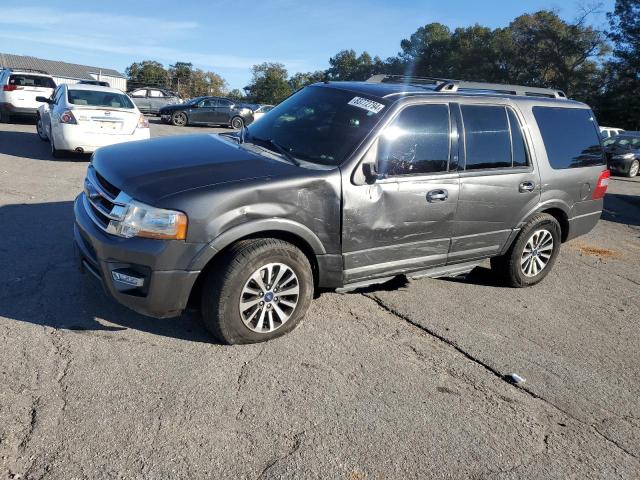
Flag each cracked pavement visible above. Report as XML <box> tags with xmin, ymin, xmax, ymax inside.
<box><xmin>1</xmin><ymin>120</ymin><xmax>639</xmax><ymax>479</ymax></box>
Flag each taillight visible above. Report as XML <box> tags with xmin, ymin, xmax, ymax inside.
<box><xmin>60</xmin><ymin>111</ymin><xmax>77</xmax><ymax>124</ymax></box>
<box><xmin>3</xmin><ymin>85</ymin><xmax>19</xmax><ymax>91</ymax></box>
<box><xmin>137</xmin><ymin>113</ymin><xmax>149</xmax><ymax>129</ymax></box>
<box><xmin>592</xmin><ymin>169</ymin><xmax>610</xmax><ymax>199</ymax></box>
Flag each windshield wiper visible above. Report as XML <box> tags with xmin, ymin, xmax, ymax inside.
<box><xmin>251</xmin><ymin>137</ymin><xmax>301</xmax><ymax>166</ymax></box>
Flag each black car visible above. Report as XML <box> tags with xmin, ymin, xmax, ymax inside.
<box><xmin>159</xmin><ymin>96</ymin><xmax>254</xmax><ymax>129</ymax></box>
<box><xmin>603</xmin><ymin>133</ymin><xmax>640</xmax><ymax>177</ymax></box>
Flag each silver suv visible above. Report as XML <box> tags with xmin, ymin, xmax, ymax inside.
<box><xmin>74</xmin><ymin>75</ymin><xmax>610</xmax><ymax>344</ymax></box>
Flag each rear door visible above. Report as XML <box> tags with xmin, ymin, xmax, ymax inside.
<box><xmin>7</xmin><ymin>74</ymin><xmax>55</xmax><ymax>110</ymax></box>
<box><xmin>147</xmin><ymin>89</ymin><xmax>166</xmax><ymax>114</ymax></box>
<box><xmin>215</xmin><ymin>99</ymin><xmax>234</xmax><ymax>124</ymax></box>
<box><xmin>129</xmin><ymin>89</ymin><xmax>149</xmax><ymax>113</ymax></box>
<box><xmin>449</xmin><ymin>102</ymin><xmax>540</xmax><ymax>263</ymax></box>
<box><xmin>342</xmin><ymin>102</ymin><xmax>460</xmax><ymax>283</ymax></box>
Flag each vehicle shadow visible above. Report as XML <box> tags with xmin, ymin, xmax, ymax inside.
<box><xmin>0</xmin><ymin>129</ymin><xmax>88</xmax><ymax>162</ymax></box>
<box><xmin>0</xmin><ymin>201</ymin><xmax>215</xmax><ymax>344</ymax></box>
<box><xmin>603</xmin><ymin>193</ymin><xmax>640</xmax><ymax>227</ymax></box>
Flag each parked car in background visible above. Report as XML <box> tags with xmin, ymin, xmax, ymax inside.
<box><xmin>252</xmin><ymin>104</ymin><xmax>274</xmax><ymax>122</ymax></box>
<box><xmin>74</xmin><ymin>76</ymin><xmax>610</xmax><ymax>344</ymax></box>
<box><xmin>603</xmin><ymin>133</ymin><xmax>640</xmax><ymax>177</ymax></box>
<box><xmin>0</xmin><ymin>68</ymin><xmax>56</xmax><ymax>122</ymax></box>
<box><xmin>159</xmin><ymin>96</ymin><xmax>253</xmax><ymax>128</ymax></box>
<box><xmin>36</xmin><ymin>84</ymin><xmax>150</xmax><ymax>157</ymax></box>
<box><xmin>128</xmin><ymin>87</ymin><xmax>181</xmax><ymax>115</ymax></box>
<box><xmin>79</xmin><ymin>80</ymin><xmax>111</xmax><ymax>87</ymax></box>
<box><xmin>600</xmin><ymin>126</ymin><xmax>625</xmax><ymax>139</ymax></box>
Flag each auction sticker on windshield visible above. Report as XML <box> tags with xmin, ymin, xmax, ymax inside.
<box><xmin>348</xmin><ymin>96</ymin><xmax>385</xmax><ymax>114</ymax></box>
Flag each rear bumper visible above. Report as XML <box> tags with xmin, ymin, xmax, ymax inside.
<box><xmin>74</xmin><ymin>194</ymin><xmax>203</xmax><ymax>318</ymax></box>
<box><xmin>0</xmin><ymin>102</ymin><xmax>38</xmax><ymax>115</ymax></box>
<box><xmin>54</xmin><ymin>125</ymin><xmax>150</xmax><ymax>153</ymax></box>
<box><xmin>566</xmin><ymin>210</ymin><xmax>602</xmax><ymax>241</ymax></box>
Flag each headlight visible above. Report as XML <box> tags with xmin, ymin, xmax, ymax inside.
<box><xmin>115</xmin><ymin>200</ymin><xmax>188</xmax><ymax>240</ymax></box>
<box><xmin>613</xmin><ymin>152</ymin><xmax>635</xmax><ymax>160</ymax></box>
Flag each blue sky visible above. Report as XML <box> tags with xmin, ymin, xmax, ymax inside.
<box><xmin>0</xmin><ymin>0</ymin><xmax>614</xmax><ymax>90</ymax></box>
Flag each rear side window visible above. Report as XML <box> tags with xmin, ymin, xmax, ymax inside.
<box><xmin>378</xmin><ymin>104</ymin><xmax>450</xmax><ymax>176</ymax></box>
<box><xmin>9</xmin><ymin>74</ymin><xmax>56</xmax><ymax>89</ymax></box>
<box><xmin>462</xmin><ymin>105</ymin><xmax>512</xmax><ymax>170</ymax></box>
<box><xmin>533</xmin><ymin>107</ymin><xmax>604</xmax><ymax>169</ymax></box>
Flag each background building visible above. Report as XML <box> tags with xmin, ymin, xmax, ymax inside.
<box><xmin>0</xmin><ymin>53</ymin><xmax>126</xmax><ymax>91</ymax></box>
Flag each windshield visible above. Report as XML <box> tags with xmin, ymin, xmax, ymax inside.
<box><xmin>246</xmin><ymin>86</ymin><xmax>388</xmax><ymax>166</ymax></box>
<box><xmin>603</xmin><ymin>136</ymin><xmax>640</xmax><ymax>148</ymax></box>
<box><xmin>67</xmin><ymin>89</ymin><xmax>135</xmax><ymax>109</ymax></box>
<box><xmin>185</xmin><ymin>97</ymin><xmax>206</xmax><ymax>105</ymax></box>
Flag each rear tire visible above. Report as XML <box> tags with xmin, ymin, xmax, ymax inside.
<box><xmin>490</xmin><ymin>213</ymin><xmax>561</xmax><ymax>287</ymax></box>
<box><xmin>231</xmin><ymin>116</ymin><xmax>244</xmax><ymax>130</ymax></box>
<box><xmin>626</xmin><ymin>159</ymin><xmax>639</xmax><ymax>178</ymax></box>
<box><xmin>201</xmin><ymin>239</ymin><xmax>314</xmax><ymax>344</ymax></box>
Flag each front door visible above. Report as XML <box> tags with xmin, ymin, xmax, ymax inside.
<box><xmin>190</xmin><ymin>98</ymin><xmax>217</xmax><ymax>123</ymax></box>
<box><xmin>449</xmin><ymin>103</ymin><xmax>541</xmax><ymax>262</ymax></box>
<box><xmin>342</xmin><ymin>103</ymin><xmax>460</xmax><ymax>283</ymax></box>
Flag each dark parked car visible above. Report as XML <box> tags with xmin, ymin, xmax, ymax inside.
<box><xmin>159</xmin><ymin>96</ymin><xmax>254</xmax><ymax>128</ymax></box>
<box><xmin>75</xmin><ymin>76</ymin><xmax>610</xmax><ymax>344</ymax></box>
<box><xmin>128</xmin><ymin>87</ymin><xmax>181</xmax><ymax>115</ymax></box>
<box><xmin>603</xmin><ymin>133</ymin><xmax>640</xmax><ymax>177</ymax></box>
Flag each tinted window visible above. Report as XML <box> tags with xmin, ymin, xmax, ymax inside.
<box><xmin>247</xmin><ymin>86</ymin><xmax>388</xmax><ymax>166</ymax></box>
<box><xmin>462</xmin><ymin>105</ymin><xmax>512</xmax><ymax>170</ymax></box>
<box><xmin>533</xmin><ymin>107</ymin><xmax>604</xmax><ymax>168</ymax></box>
<box><xmin>508</xmin><ymin>109</ymin><xmax>529</xmax><ymax>167</ymax></box>
<box><xmin>378</xmin><ymin>104</ymin><xmax>450</xmax><ymax>176</ymax></box>
<box><xmin>67</xmin><ymin>90</ymin><xmax>135</xmax><ymax>109</ymax></box>
<box><xmin>9</xmin><ymin>74</ymin><xmax>55</xmax><ymax>89</ymax></box>
<box><xmin>218</xmin><ymin>99</ymin><xmax>232</xmax><ymax>107</ymax></box>
<box><xmin>199</xmin><ymin>99</ymin><xmax>216</xmax><ymax>107</ymax></box>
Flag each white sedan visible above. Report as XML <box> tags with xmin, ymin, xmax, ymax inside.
<box><xmin>36</xmin><ymin>84</ymin><xmax>150</xmax><ymax>157</ymax></box>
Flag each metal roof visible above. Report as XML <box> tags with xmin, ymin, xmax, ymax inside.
<box><xmin>0</xmin><ymin>53</ymin><xmax>125</xmax><ymax>80</ymax></box>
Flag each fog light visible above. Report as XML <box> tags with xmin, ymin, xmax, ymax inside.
<box><xmin>111</xmin><ymin>270</ymin><xmax>144</xmax><ymax>287</ymax></box>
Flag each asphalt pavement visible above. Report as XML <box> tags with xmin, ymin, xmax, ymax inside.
<box><xmin>1</xmin><ymin>118</ymin><xmax>639</xmax><ymax>479</ymax></box>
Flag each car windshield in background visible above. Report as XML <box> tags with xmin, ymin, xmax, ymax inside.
<box><xmin>67</xmin><ymin>90</ymin><xmax>135</xmax><ymax>109</ymax></box>
<box><xmin>9</xmin><ymin>74</ymin><xmax>56</xmax><ymax>89</ymax></box>
<box><xmin>246</xmin><ymin>86</ymin><xmax>388</xmax><ymax>166</ymax></box>
<box><xmin>603</xmin><ymin>136</ymin><xmax>640</xmax><ymax>148</ymax></box>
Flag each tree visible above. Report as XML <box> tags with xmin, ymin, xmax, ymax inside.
<box><xmin>326</xmin><ymin>50</ymin><xmax>385</xmax><ymax>80</ymax></box>
<box><xmin>288</xmin><ymin>70</ymin><xmax>326</xmax><ymax>90</ymax></box>
<box><xmin>125</xmin><ymin>60</ymin><xmax>169</xmax><ymax>88</ymax></box>
<box><xmin>244</xmin><ymin>63</ymin><xmax>292</xmax><ymax>104</ymax></box>
<box><xmin>227</xmin><ymin>88</ymin><xmax>246</xmax><ymax>101</ymax></box>
<box><xmin>398</xmin><ymin>23</ymin><xmax>454</xmax><ymax>78</ymax></box>
<box><xmin>190</xmin><ymin>70</ymin><xmax>227</xmax><ymax>97</ymax></box>
<box><xmin>599</xmin><ymin>0</ymin><xmax>640</xmax><ymax>129</ymax></box>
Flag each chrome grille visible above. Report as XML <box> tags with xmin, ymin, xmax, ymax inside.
<box><xmin>83</xmin><ymin>165</ymin><xmax>131</xmax><ymax>235</ymax></box>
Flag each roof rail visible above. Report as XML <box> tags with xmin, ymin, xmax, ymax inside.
<box><xmin>366</xmin><ymin>74</ymin><xmax>567</xmax><ymax>99</ymax></box>
<box><xmin>1</xmin><ymin>67</ymin><xmax>50</xmax><ymax>75</ymax></box>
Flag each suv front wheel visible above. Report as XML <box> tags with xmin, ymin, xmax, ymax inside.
<box><xmin>201</xmin><ymin>238</ymin><xmax>314</xmax><ymax>344</ymax></box>
<box><xmin>491</xmin><ymin>213</ymin><xmax>561</xmax><ymax>287</ymax></box>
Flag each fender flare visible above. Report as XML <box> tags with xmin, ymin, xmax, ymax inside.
<box><xmin>188</xmin><ymin>218</ymin><xmax>327</xmax><ymax>271</ymax></box>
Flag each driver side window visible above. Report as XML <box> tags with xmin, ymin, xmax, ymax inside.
<box><xmin>378</xmin><ymin>104</ymin><xmax>450</xmax><ymax>176</ymax></box>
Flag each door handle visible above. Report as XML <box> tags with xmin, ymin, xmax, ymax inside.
<box><xmin>427</xmin><ymin>189</ymin><xmax>448</xmax><ymax>202</ymax></box>
<box><xmin>519</xmin><ymin>181</ymin><xmax>536</xmax><ymax>193</ymax></box>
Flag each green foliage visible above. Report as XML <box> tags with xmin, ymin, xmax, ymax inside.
<box><xmin>125</xmin><ymin>60</ymin><xmax>169</xmax><ymax>89</ymax></box>
<box><xmin>244</xmin><ymin>62</ymin><xmax>293</xmax><ymax>104</ymax></box>
<box><xmin>289</xmin><ymin>71</ymin><xmax>326</xmax><ymax>90</ymax></box>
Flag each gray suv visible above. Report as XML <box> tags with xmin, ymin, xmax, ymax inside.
<box><xmin>74</xmin><ymin>75</ymin><xmax>610</xmax><ymax>344</ymax></box>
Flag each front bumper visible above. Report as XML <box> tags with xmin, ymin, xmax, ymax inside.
<box><xmin>74</xmin><ymin>194</ymin><xmax>203</xmax><ymax>318</ymax></box>
<box><xmin>54</xmin><ymin>125</ymin><xmax>151</xmax><ymax>153</ymax></box>
<box><xmin>607</xmin><ymin>158</ymin><xmax>635</xmax><ymax>175</ymax></box>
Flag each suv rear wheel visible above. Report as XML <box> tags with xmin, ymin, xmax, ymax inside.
<box><xmin>491</xmin><ymin>213</ymin><xmax>561</xmax><ymax>287</ymax></box>
<box><xmin>201</xmin><ymin>238</ymin><xmax>314</xmax><ymax>344</ymax></box>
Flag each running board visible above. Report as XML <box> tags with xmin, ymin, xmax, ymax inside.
<box><xmin>336</xmin><ymin>260</ymin><xmax>482</xmax><ymax>293</ymax></box>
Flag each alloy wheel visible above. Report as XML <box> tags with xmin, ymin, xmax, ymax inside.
<box><xmin>521</xmin><ymin>229</ymin><xmax>554</xmax><ymax>277</ymax></box>
<box><xmin>173</xmin><ymin>112</ymin><xmax>187</xmax><ymax>126</ymax></box>
<box><xmin>630</xmin><ymin>160</ymin><xmax>639</xmax><ymax>178</ymax></box>
<box><xmin>239</xmin><ymin>262</ymin><xmax>300</xmax><ymax>333</ymax></box>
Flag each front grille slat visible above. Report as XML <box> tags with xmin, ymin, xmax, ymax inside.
<box><xmin>83</xmin><ymin>166</ymin><xmax>131</xmax><ymax>235</ymax></box>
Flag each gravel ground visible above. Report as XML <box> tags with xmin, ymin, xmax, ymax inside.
<box><xmin>1</xmin><ymin>118</ymin><xmax>639</xmax><ymax>479</ymax></box>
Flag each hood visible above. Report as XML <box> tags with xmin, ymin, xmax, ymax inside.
<box><xmin>91</xmin><ymin>134</ymin><xmax>299</xmax><ymax>204</ymax></box>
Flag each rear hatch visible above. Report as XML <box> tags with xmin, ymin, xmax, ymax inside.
<box><xmin>5</xmin><ymin>74</ymin><xmax>56</xmax><ymax>109</ymax></box>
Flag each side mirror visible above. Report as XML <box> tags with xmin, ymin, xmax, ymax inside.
<box><xmin>362</xmin><ymin>161</ymin><xmax>380</xmax><ymax>184</ymax></box>
<box><xmin>36</xmin><ymin>96</ymin><xmax>52</xmax><ymax>104</ymax></box>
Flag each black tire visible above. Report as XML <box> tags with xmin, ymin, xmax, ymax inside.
<box><xmin>490</xmin><ymin>213</ymin><xmax>561</xmax><ymax>288</ymax></box>
<box><xmin>36</xmin><ymin>115</ymin><xmax>48</xmax><ymax>141</ymax></box>
<box><xmin>231</xmin><ymin>116</ymin><xmax>244</xmax><ymax>130</ymax></box>
<box><xmin>201</xmin><ymin>238</ymin><xmax>314</xmax><ymax>344</ymax></box>
<box><xmin>626</xmin><ymin>159</ymin><xmax>639</xmax><ymax>178</ymax></box>
<box><xmin>171</xmin><ymin>111</ymin><xmax>188</xmax><ymax>127</ymax></box>
<box><xmin>50</xmin><ymin>135</ymin><xmax>63</xmax><ymax>158</ymax></box>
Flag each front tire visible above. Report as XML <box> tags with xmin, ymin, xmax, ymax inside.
<box><xmin>490</xmin><ymin>213</ymin><xmax>561</xmax><ymax>287</ymax></box>
<box><xmin>231</xmin><ymin>116</ymin><xmax>244</xmax><ymax>130</ymax></box>
<box><xmin>626</xmin><ymin>159</ymin><xmax>639</xmax><ymax>178</ymax></box>
<box><xmin>201</xmin><ymin>239</ymin><xmax>314</xmax><ymax>344</ymax></box>
<box><xmin>36</xmin><ymin>115</ymin><xmax>48</xmax><ymax>141</ymax></box>
<box><xmin>171</xmin><ymin>111</ymin><xmax>188</xmax><ymax>127</ymax></box>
